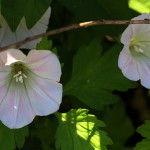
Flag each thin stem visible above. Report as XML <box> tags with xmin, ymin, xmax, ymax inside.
<box><xmin>0</xmin><ymin>19</ymin><xmax>150</xmax><ymax>51</ymax></box>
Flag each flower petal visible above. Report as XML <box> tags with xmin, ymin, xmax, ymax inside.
<box><xmin>136</xmin><ymin>57</ymin><xmax>150</xmax><ymax>89</ymax></box>
<box><xmin>118</xmin><ymin>46</ymin><xmax>139</xmax><ymax>80</ymax></box>
<box><xmin>0</xmin><ymin>16</ymin><xmax>17</xmax><ymax>46</ymax></box>
<box><xmin>0</xmin><ymin>72</ymin><xmax>12</xmax><ymax>104</ymax></box>
<box><xmin>0</xmin><ymin>82</ymin><xmax>35</xmax><ymax>129</ymax></box>
<box><xmin>0</xmin><ymin>7</ymin><xmax>51</xmax><ymax>49</ymax></box>
<box><xmin>121</xmin><ymin>25</ymin><xmax>133</xmax><ymax>45</ymax></box>
<box><xmin>0</xmin><ymin>49</ymin><xmax>26</xmax><ymax>65</ymax></box>
<box><xmin>25</xmin><ymin>75</ymin><xmax>62</xmax><ymax>116</ymax></box>
<box><xmin>26</xmin><ymin>50</ymin><xmax>61</xmax><ymax>81</ymax></box>
<box><xmin>132</xmin><ymin>13</ymin><xmax>149</xmax><ymax>20</ymax></box>
<box><xmin>121</xmin><ymin>13</ymin><xmax>150</xmax><ymax>45</ymax></box>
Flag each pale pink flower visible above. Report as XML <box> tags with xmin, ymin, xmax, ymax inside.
<box><xmin>118</xmin><ymin>13</ymin><xmax>150</xmax><ymax>89</ymax></box>
<box><xmin>0</xmin><ymin>7</ymin><xmax>51</xmax><ymax>49</ymax></box>
<box><xmin>0</xmin><ymin>49</ymin><xmax>62</xmax><ymax>128</ymax></box>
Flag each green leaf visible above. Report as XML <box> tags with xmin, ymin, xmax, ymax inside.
<box><xmin>24</xmin><ymin>0</ymin><xmax>51</xmax><ymax>29</ymax></box>
<box><xmin>134</xmin><ymin>120</ymin><xmax>150</xmax><ymax>150</ymax></box>
<box><xmin>55</xmin><ymin>109</ymin><xmax>112</xmax><ymax>150</ymax></box>
<box><xmin>1</xmin><ymin>0</ymin><xmax>26</xmax><ymax>31</ymax></box>
<box><xmin>64</xmin><ymin>40</ymin><xmax>138</xmax><ymax>109</ymax></box>
<box><xmin>137</xmin><ymin>120</ymin><xmax>150</xmax><ymax>138</ymax></box>
<box><xmin>134</xmin><ymin>139</ymin><xmax>150</xmax><ymax>150</ymax></box>
<box><xmin>129</xmin><ymin>0</ymin><xmax>150</xmax><ymax>13</ymax></box>
<box><xmin>0</xmin><ymin>122</ymin><xmax>28</xmax><ymax>150</ymax></box>
<box><xmin>36</xmin><ymin>37</ymin><xmax>53</xmax><ymax>50</ymax></box>
<box><xmin>36</xmin><ymin>38</ymin><xmax>58</xmax><ymax>55</ymax></box>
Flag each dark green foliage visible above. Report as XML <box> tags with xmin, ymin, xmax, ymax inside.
<box><xmin>1</xmin><ymin>0</ymin><xmax>27</xmax><ymax>31</ymax></box>
<box><xmin>64</xmin><ymin>40</ymin><xmax>138</xmax><ymax>109</ymax></box>
<box><xmin>1</xmin><ymin>0</ymin><xmax>52</xmax><ymax>31</ymax></box>
<box><xmin>103</xmin><ymin>101</ymin><xmax>134</xmax><ymax>150</ymax></box>
<box><xmin>24</xmin><ymin>0</ymin><xmax>52</xmax><ymax>29</ymax></box>
<box><xmin>0</xmin><ymin>122</ymin><xmax>28</xmax><ymax>150</ymax></box>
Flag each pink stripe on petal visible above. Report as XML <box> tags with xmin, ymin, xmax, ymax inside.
<box><xmin>14</xmin><ymin>87</ymin><xmax>36</xmax><ymax>128</ymax></box>
<box><xmin>0</xmin><ymin>77</ymin><xmax>11</xmax><ymax>104</ymax></box>
<box><xmin>118</xmin><ymin>47</ymin><xmax>139</xmax><ymax>81</ymax></box>
<box><xmin>25</xmin><ymin>76</ymin><xmax>62</xmax><ymax>116</ymax></box>
<box><xmin>26</xmin><ymin>50</ymin><xmax>61</xmax><ymax>81</ymax></box>
<box><xmin>137</xmin><ymin>59</ymin><xmax>150</xmax><ymax>89</ymax></box>
<box><xmin>0</xmin><ymin>82</ymin><xmax>35</xmax><ymax>129</ymax></box>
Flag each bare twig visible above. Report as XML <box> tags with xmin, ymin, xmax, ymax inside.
<box><xmin>0</xmin><ymin>19</ymin><xmax>150</xmax><ymax>51</ymax></box>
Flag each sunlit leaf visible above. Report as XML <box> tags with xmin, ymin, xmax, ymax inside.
<box><xmin>64</xmin><ymin>40</ymin><xmax>138</xmax><ymax>109</ymax></box>
<box><xmin>55</xmin><ymin>109</ymin><xmax>112</xmax><ymax>150</ymax></box>
<box><xmin>129</xmin><ymin>0</ymin><xmax>150</xmax><ymax>13</ymax></box>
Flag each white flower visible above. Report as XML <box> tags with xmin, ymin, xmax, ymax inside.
<box><xmin>0</xmin><ymin>49</ymin><xmax>62</xmax><ymax>129</ymax></box>
<box><xmin>0</xmin><ymin>7</ymin><xmax>51</xmax><ymax>49</ymax></box>
<box><xmin>118</xmin><ymin>13</ymin><xmax>150</xmax><ymax>89</ymax></box>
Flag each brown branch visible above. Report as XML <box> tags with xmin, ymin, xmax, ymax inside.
<box><xmin>0</xmin><ymin>19</ymin><xmax>150</xmax><ymax>51</ymax></box>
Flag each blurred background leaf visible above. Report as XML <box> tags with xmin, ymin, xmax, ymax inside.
<box><xmin>21</xmin><ymin>116</ymin><xmax>58</xmax><ymax>150</ymax></box>
<box><xmin>1</xmin><ymin>0</ymin><xmax>26</xmax><ymax>31</ymax></box>
<box><xmin>102</xmin><ymin>101</ymin><xmax>134</xmax><ymax>150</ymax></box>
<box><xmin>24</xmin><ymin>0</ymin><xmax>52</xmax><ymax>29</ymax></box>
<box><xmin>1</xmin><ymin>0</ymin><xmax>52</xmax><ymax>31</ymax></box>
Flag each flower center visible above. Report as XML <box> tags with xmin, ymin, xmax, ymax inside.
<box><xmin>130</xmin><ymin>38</ymin><xmax>145</xmax><ymax>53</ymax></box>
<box><xmin>13</xmin><ymin>71</ymin><xmax>27</xmax><ymax>83</ymax></box>
<box><xmin>12</xmin><ymin>62</ymin><xmax>27</xmax><ymax>83</ymax></box>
